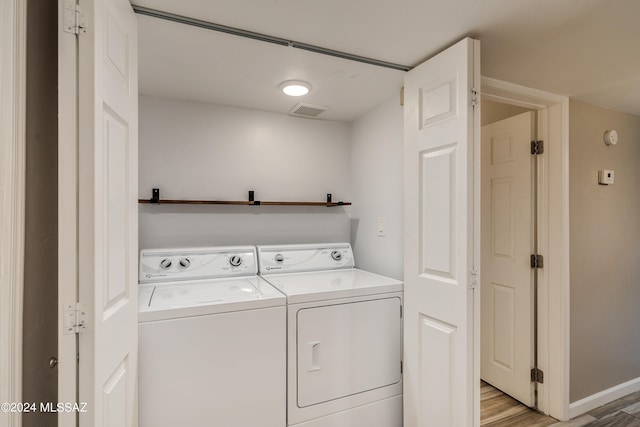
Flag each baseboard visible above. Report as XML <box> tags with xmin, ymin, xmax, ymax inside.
<box><xmin>569</xmin><ymin>376</ymin><xmax>640</xmax><ymax>419</ymax></box>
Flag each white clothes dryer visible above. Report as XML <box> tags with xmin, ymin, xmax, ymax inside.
<box><xmin>138</xmin><ymin>246</ymin><xmax>286</xmax><ymax>427</ymax></box>
<box><xmin>257</xmin><ymin>243</ymin><xmax>403</xmax><ymax>427</ymax></box>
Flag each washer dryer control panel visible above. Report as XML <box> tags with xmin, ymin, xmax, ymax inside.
<box><xmin>139</xmin><ymin>246</ymin><xmax>257</xmax><ymax>283</ymax></box>
<box><xmin>257</xmin><ymin>243</ymin><xmax>354</xmax><ymax>274</ymax></box>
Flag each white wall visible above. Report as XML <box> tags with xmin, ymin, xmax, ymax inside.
<box><xmin>349</xmin><ymin>95</ymin><xmax>404</xmax><ymax>280</ymax></box>
<box><xmin>139</xmin><ymin>96</ymin><xmax>352</xmax><ymax>249</ymax></box>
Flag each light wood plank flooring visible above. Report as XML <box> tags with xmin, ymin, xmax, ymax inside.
<box><xmin>481</xmin><ymin>381</ymin><xmax>556</xmax><ymax>426</ymax></box>
<box><xmin>481</xmin><ymin>381</ymin><xmax>640</xmax><ymax>426</ymax></box>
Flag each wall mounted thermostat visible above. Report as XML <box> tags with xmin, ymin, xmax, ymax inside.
<box><xmin>603</xmin><ymin>130</ymin><xmax>618</xmax><ymax>145</ymax></box>
<box><xmin>598</xmin><ymin>169</ymin><xmax>615</xmax><ymax>185</ymax></box>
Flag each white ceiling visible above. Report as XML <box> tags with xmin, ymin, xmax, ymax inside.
<box><xmin>133</xmin><ymin>0</ymin><xmax>640</xmax><ymax>121</ymax></box>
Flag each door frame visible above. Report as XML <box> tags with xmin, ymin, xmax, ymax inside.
<box><xmin>481</xmin><ymin>76</ymin><xmax>570</xmax><ymax>421</ymax></box>
<box><xmin>0</xmin><ymin>1</ymin><xmax>27</xmax><ymax>426</ymax></box>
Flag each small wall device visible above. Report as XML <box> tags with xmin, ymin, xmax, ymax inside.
<box><xmin>603</xmin><ymin>130</ymin><xmax>618</xmax><ymax>145</ymax></box>
<box><xmin>598</xmin><ymin>170</ymin><xmax>615</xmax><ymax>185</ymax></box>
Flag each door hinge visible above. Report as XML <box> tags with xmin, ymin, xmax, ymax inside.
<box><xmin>400</xmin><ymin>361</ymin><xmax>403</xmax><ymax>374</ymax></box>
<box><xmin>64</xmin><ymin>303</ymin><xmax>88</xmax><ymax>334</ymax></box>
<box><xmin>471</xmin><ymin>87</ymin><xmax>479</xmax><ymax>108</ymax></box>
<box><xmin>531</xmin><ymin>367</ymin><xmax>544</xmax><ymax>384</ymax></box>
<box><xmin>63</xmin><ymin>0</ymin><xmax>87</xmax><ymax>35</ymax></box>
<box><xmin>530</xmin><ymin>254</ymin><xmax>544</xmax><ymax>269</ymax></box>
<box><xmin>531</xmin><ymin>140</ymin><xmax>544</xmax><ymax>155</ymax></box>
<box><xmin>469</xmin><ymin>269</ymin><xmax>478</xmax><ymax>289</ymax></box>
<box><xmin>400</xmin><ymin>305</ymin><xmax>403</xmax><ymax>318</ymax></box>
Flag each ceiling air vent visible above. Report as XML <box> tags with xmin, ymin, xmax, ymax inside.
<box><xmin>289</xmin><ymin>103</ymin><xmax>329</xmax><ymax>119</ymax></box>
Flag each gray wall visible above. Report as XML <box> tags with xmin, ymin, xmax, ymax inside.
<box><xmin>569</xmin><ymin>100</ymin><xmax>640</xmax><ymax>402</ymax></box>
<box><xmin>349</xmin><ymin>95</ymin><xmax>404</xmax><ymax>280</ymax></box>
<box><xmin>138</xmin><ymin>96</ymin><xmax>352</xmax><ymax>250</ymax></box>
<box><xmin>22</xmin><ymin>0</ymin><xmax>58</xmax><ymax>425</ymax></box>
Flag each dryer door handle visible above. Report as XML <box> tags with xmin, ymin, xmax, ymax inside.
<box><xmin>308</xmin><ymin>341</ymin><xmax>321</xmax><ymax>372</ymax></box>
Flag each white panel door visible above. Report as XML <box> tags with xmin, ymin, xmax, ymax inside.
<box><xmin>481</xmin><ymin>112</ymin><xmax>535</xmax><ymax>406</ymax></box>
<box><xmin>77</xmin><ymin>0</ymin><xmax>138</xmax><ymax>425</ymax></box>
<box><xmin>403</xmin><ymin>38</ymin><xmax>480</xmax><ymax>426</ymax></box>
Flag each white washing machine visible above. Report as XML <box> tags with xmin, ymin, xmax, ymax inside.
<box><xmin>138</xmin><ymin>246</ymin><xmax>286</xmax><ymax>427</ymax></box>
<box><xmin>257</xmin><ymin>243</ymin><xmax>403</xmax><ymax>427</ymax></box>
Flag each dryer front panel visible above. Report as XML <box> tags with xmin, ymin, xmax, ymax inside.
<box><xmin>296</xmin><ymin>297</ymin><xmax>402</xmax><ymax>408</ymax></box>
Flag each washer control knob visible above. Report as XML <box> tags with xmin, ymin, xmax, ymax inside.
<box><xmin>178</xmin><ymin>258</ymin><xmax>191</xmax><ymax>269</ymax></box>
<box><xmin>331</xmin><ymin>250</ymin><xmax>342</xmax><ymax>261</ymax></box>
<box><xmin>229</xmin><ymin>255</ymin><xmax>243</xmax><ymax>267</ymax></box>
<box><xmin>160</xmin><ymin>258</ymin><xmax>172</xmax><ymax>270</ymax></box>
<box><xmin>274</xmin><ymin>254</ymin><xmax>284</xmax><ymax>263</ymax></box>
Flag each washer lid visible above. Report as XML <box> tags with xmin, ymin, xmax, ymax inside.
<box><xmin>261</xmin><ymin>269</ymin><xmax>403</xmax><ymax>304</ymax></box>
<box><xmin>139</xmin><ymin>276</ymin><xmax>285</xmax><ymax>322</ymax></box>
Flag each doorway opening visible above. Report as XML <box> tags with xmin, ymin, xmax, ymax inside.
<box><xmin>480</xmin><ymin>100</ymin><xmax>540</xmax><ymax>411</ymax></box>
<box><xmin>478</xmin><ymin>76</ymin><xmax>570</xmax><ymax>422</ymax></box>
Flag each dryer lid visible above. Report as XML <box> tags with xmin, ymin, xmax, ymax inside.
<box><xmin>261</xmin><ymin>268</ymin><xmax>403</xmax><ymax>304</ymax></box>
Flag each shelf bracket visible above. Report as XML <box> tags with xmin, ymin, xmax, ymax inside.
<box><xmin>248</xmin><ymin>190</ymin><xmax>260</xmax><ymax>205</ymax></box>
<box><xmin>150</xmin><ymin>188</ymin><xmax>160</xmax><ymax>204</ymax></box>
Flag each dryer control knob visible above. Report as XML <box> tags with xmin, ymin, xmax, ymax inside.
<box><xmin>160</xmin><ymin>258</ymin><xmax>172</xmax><ymax>270</ymax></box>
<box><xmin>229</xmin><ymin>255</ymin><xmax>243</xmax><ymax>267</ymax></box>
<box><xmin>330</xmin><ymin>250</ymin><xmax>342</xmax><ymax>261</ymax></box>
<box><xmin>274</xmin><ymin>254</ymin><xmax>284</xmax><ymax>263</ymax></box>
<box><xmin>178</xmin><ymin>258</ymin><xmax>191</xmax><ymax>269</ymax></box>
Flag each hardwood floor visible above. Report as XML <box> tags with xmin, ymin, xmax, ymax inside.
<box><xmin>481</xmin><ymin>381</ymin><xmax>640</xmax><ymax>426</ymax></box>
<box><xmin>481</xmin><ymin>381</ymin><xmax>556</xmax><ymax>426</ymax></box>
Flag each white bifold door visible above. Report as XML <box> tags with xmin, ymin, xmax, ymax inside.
<box><xmin>403</xmin><ymin>38</ymin><xmax>481</xmax><ymax>426</ymax></box>
<box><xmin>77</xmin><ymin>0</ymin><xmax>139</xmax><ymax>425</ymax></box>
<box><xmin>481</xmin><ymin>112</ymin><xmax>536</xmax><ymax>407</ymax></box>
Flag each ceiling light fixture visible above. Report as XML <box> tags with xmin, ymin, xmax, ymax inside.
<box><xmin>280</xmin><ymin>80</ymin><xmax>311</xmax><ymax>97</ymax></box>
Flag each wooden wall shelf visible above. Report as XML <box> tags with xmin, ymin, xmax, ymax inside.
<box><xmin>138</xmin><ymin>189</ymin><xmax>350</xmax><ymax>207</ymax></box>
<box><xmin>138</xmin><ymin>199</ymin><xmax>350</xmax><ymax>207</ymax></box>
